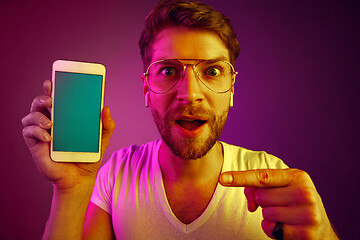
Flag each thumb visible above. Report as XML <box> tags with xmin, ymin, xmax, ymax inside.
<box><xmin>101</xmin><ymin>106</ymin><xmax>115</xmax><ymax>157</ymax></box>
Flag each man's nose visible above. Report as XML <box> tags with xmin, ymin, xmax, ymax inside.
<box><xmin>176</xmin><ymin>65</ymin><xmax>204</xmax><ymax>103</ymax></box>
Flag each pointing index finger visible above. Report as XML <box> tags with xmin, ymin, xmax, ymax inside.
<box><xmin>219</xmin><ymin>169</ymin><xmax>296</xmax><ymax>188</ymax></box>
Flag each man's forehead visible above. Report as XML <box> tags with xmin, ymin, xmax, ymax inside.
<box><xmin>150</xmin><ymin>26</ymin><xmax>230</xmax><ymax>62</ymax></box>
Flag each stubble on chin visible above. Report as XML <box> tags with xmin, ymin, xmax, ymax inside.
<box><xmin>152</xmin><ymin>105</ymin><xmax>228</xmax><ymax>160</ymax></box>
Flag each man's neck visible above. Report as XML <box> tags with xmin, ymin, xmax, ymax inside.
<box><xmin>158</xmin><ymin>140</ymin><xmax>224</xmax><ymax>184</ymax></box>
<box><xmin>158</xmin><ymin>140</ymin><xmax>224</xmax><ymax>224</ymax></box>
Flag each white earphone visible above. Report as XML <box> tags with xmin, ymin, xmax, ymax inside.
<box><xmin>145</xmin><ymin>92</ymin><xmax>150</xmax><ymax>108</ymax></box>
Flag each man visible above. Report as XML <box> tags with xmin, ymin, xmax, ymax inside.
<box><xmin>22</xmin><ymin>0</ymin><xmax>338</xmax><ymax>239</ymax></box>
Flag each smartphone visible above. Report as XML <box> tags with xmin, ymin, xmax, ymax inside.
<box><xmin>50</xmin><ymin>60</ymin><xmax>105</xmax><ymax>162</ymax></box>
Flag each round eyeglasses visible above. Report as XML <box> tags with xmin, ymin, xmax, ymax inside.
<box><xmin>143</xmin><ymin>59</ymin><xmax>238</xmax><ymax>94</ymax></box>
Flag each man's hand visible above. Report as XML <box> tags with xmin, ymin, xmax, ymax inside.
<box><xmin>22</xmin><ymin>80</ymin><xmax>116</xmax><ymax>191</ymax></box>
<box><xmin>22</xmin><ymin>80</ymin><xmax>116</xmax><ymax>239</ymax></box>
<box><xmin>219</xmin><ymin>169</ymin><xmax>339</xmax><ymax>239</ymax></box>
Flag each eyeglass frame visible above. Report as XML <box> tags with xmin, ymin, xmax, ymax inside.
<box><xmin>143</xmin><ymin>58</ymin><xmax>238</xmax><ymax>94</ymax></box>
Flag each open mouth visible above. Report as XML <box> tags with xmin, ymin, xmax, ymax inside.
<box><xmin>175</xmin><ymin>119</ymin><xmax>207</xmax><ymax>131</ymax></box>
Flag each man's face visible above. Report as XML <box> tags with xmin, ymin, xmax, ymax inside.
<box><xmin>143</xmin><ymin>26</ymin><xmax>234</xmax><ymax>160</ymax></box>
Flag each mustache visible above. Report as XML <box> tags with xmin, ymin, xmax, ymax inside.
<box><xmin>167</xmin><ymin>103</ymin><xmax>213</xmax><ymax>120</ymax></box>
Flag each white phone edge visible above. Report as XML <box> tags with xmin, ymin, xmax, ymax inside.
<box><xmin>50</xmin><ymin>60</ymin><xmax>106</xmax><ymax>163</ymax></box>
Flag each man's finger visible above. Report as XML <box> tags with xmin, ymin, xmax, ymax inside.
<box><xmin>244</xmin><ymin>187</ymin><xmax>259</xmax><ymax>212</ymax></box>
<box><xmin>219</xmin><ymin>169</ymin><xmax>298</xmax><ymax>188</ymax></box>
<box><xmin>100</xmin><ymin>106</ymin><xmax>116</xmax><ymax>158</ymax></box>
<box><xmin>43</xmin><ymin>80</ymin><xmax>52</xmax><ymax>96</ymax></box>
<box><xmin>22</xmin><ymin>125</ymin><xmax>51</xmax><ymax>148</ymax></box>
<box><xmin>30</xmin><ymin>95</ymin><xmax>52</xmax><ymax>113</ymax></box>
<box><xmin>102</xmin><ymin>106</ymin><xmax>116</xmax><ymax>135</ymax></box>
<box><xmin>22</xmin><ymin>112</ymin><xmax>52</xmax><ymax>129</ymax></box>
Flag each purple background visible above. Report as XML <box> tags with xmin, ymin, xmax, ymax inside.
<box><xmin>1</xmin><ymin>0</ymin><xmax>359</xmax><ymax>239</ymax></box>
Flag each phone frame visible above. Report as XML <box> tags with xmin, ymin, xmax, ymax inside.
<box><xmin>50</xmin><ymin>60</ymin><xmax>106</xmax><ymax>162</ymax></box>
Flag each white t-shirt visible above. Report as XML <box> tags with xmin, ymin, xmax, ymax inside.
<box><xmin>91</xmin><ymin>139</ymin><xmax>287</xmax><ymax>239</ymax></box>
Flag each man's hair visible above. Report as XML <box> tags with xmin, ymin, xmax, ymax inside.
<box><xmin>139</xmin><ymin>0</ymin><xmax>241</xmax><ymax>69</ymax></box>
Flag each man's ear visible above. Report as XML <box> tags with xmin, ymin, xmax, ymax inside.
<box><xmin>141</xmin><ymin>74</ymin><xmax>148</xmax><ymax>97</ymax></box>
<box><xmin>141</xmin><ymin>75</ymin><xmax>150</xmax><ymax>107</ymax></box>
<box><xmin>232</xmin><ymin>72</ymin><xmax>236</xmax><ymax>94</ymax></box>
<box><xmin>230</xmin><ymin>75</ymin><xmax>236</xmax><ymax>107</ymax></box>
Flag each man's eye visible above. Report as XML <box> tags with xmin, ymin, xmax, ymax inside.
<box><xmin>161</xmin><ymin>67</ymin><xmax>176</xmax><ymax>76</ymax></box>
<box><xmin>206</xmin><ymin>68</ymin><xmax>221</xmax><ymax>77</ymax></box>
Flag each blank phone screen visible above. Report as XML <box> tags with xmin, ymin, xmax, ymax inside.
<box><xmin>53</xmin><ymin>71</ymin><xmax>103</xmax><ymax>152</ymax></box>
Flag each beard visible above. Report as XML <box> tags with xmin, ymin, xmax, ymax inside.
<box><xmin>152</xmin><ymin>103</ymin><xmax>229</xmax><ymax>160</ymax></box>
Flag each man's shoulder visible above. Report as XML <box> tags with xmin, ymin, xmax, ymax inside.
<box><xmin>220</xmin><ymin>141</ymin><xmax>288</xmax><ymax>170</ymax></box>
<box><xmin>111</xmin><ymin>139</ymin><xmax>161</xmax><ymax>159</ymax></box>
<box><xmin>221</xmin><ymin>141</ymin><xmax>272</xmax><ymax>156</ymax></box>
<box><xmin>101</xmin><ymin>139</ymin><xmax>161</xmax><ymax>172</ymax></box>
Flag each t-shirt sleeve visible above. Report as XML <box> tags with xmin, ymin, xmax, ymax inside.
<box><xmin>261</xmin><ymin>152</ymin><xmax>288</xmax><ymax>169</ymax></box>
<box><xmin>222</xmin><ymin>142</ymin><xmax>288</xmax><ymax>171</ymax></box>
<box><xmin>90</xmin><ymin>152</ymin><xmax>118</xmax><ymax>214</ymax></box>
<box><xmin>89</xmin><ymin>143</ymin><xmax>152</xmax><ymax>215</ymax></box>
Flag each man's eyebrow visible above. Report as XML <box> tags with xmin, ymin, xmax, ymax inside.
<box><xmin>212</xmin><ymin>55</ymin><xmax>229</xmax><ymax>61</ymax></box>
<box><xmin>206</xmin><ymin>56</ymin><xmax>229</xmax><ymax>62</ymax></box>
